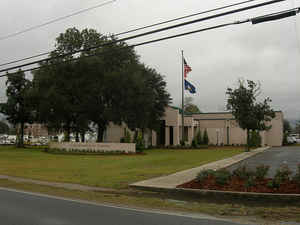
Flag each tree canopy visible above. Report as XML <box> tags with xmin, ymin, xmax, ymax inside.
<box><xmin>226</xmin><ymin>79</ymin><xmax>275</xmax><ymax>151</ymax></box>
<box><xmin>32</xmin><ymin>27</ymin><xmax>171</xmax><ymax>142</ymax></box>
<box><xmin>283</xmin><ymin>119</ymin><xmax>292</xmax><ymax>134</ymax></box>
<box><xmin>184</xmin><ymin>97</ymin><xmax>201</xmax><ymax>114</ymax></box>
<box><xmin>0</xmin><ymin>70</ymin><xmax>33</xmax><ymax>147</ymax></box>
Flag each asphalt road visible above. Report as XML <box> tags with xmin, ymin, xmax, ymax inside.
<box><xmin>228</xmin><ymin>146</ymin><xmax>300</xmax><ymax>177</ymax></box>
<box><xmin>0</xmin><ymin>188</ymin><xmax>244</xmax><ymax>225</ymax></box>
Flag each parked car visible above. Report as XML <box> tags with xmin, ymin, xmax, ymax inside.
<box><xmin>287</xmin><ymin>136</ymin><xmax>297</xmax><ymax>144</ymax></box>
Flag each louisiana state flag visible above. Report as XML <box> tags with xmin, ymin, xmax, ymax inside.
<box><xmin>184</xmin><ymin>79</ymin><xmax>196</xmax><ymax>94</ymax></box>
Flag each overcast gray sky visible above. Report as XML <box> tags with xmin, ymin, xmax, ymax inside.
<box><xmin>1</xmin><ymin>0</ymin><xmax>299</xmax><ymax>119</ymax></box>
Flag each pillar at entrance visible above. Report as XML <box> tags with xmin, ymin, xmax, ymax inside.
<box><xmin>165</xmin><ymin>126</ymin><xmax>170</xmax><ymax>146</ymax></box>
<box><xmin>188</xmin><ymin>127</ymin><xmax>194</xmax><ymax>145</ymax></box>
<box><xmin>152</xmin><ymin>130</ymin><xmax>157</xmax><ymax>146</ymax></box>
<box><xmin>173</xmin><ymin>126</ymin><xmax>180</xmax><ymax>146</ymax></box>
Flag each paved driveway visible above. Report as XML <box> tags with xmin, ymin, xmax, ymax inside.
<box><xmin>227</xmin><ymin>146</ymin><xmax>300</xmax><ymax>177</ymax></box>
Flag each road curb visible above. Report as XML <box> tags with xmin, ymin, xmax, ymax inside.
<box><xmin>129</xmin><ymin>185</ymin><xmax>300</xmax><ymax>202</ymax></box>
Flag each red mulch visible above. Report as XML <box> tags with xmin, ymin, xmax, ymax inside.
<box><xmin>177</xmin><ymin>176</ymin><xmax>300</xmax><ymax>194</ymax></box>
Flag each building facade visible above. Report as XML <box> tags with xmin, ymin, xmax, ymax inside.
<box><xmin>103</xmin><ymin>106</ymin><xmax>284</xmax><ymax>147</ymax></box>
<box><xmin>23</xmin><ymin>107</ymin><xmax>284</xmax><ymax>147</ymax></box>
<box><xmin>24</xmin><ymin>124</ymin><xmax>48</xmax><ymax>137</ymax></box>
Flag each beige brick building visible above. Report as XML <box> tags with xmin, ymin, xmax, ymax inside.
<box><xmin>23</xmin><ymin>107</ymin><xmax>284</xmax><ymax>147</ymax></box>
<box><xmin>104</xmin><ymin>106</ymin><xmax>284</xmax><ymax>147</ymax></box>
<box><xmin>24</xmin><ymin>124</ymin><xmax>48</xmax><ymax>137</ymax></box>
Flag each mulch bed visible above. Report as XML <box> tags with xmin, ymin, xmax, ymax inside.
<box><xmin>177</xmin><ymin>176</ymin><xmax>300</xmax><ymax>194</ymax></box>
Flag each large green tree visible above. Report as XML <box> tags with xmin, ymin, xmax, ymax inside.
<box><xmin>32</xmin><ymin>28</ymin><xmax>104</xmax><ymax>141</ymax></box>
<box><xmin>0</xmin><ymin>70</ymin><xmax>33</xmax><ymax>147</ymax></box>
<box><xmin>184</xmin><ymin>97</ymin><xmax>201</xmax><ymax>114</ymax></box>
<box><xmin>226</xmin><ymin>79</ymin><xmax>275</xmax><ymax>151</ymax></box>
<box><xmin>32</xmin><ymin>27</ymin><xmax>170</xmax><ymax>142</ymax></box>
<box><xmin>283</xmin><ymin>119</ymin><xmax>292</xmax><ymax>134</ymax></box>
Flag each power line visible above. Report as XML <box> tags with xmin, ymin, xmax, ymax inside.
<box><xmin>0</xmin><ymin>0</ymin><xmax>285</xmax><ymax>68</ymax></box>
<box><xmin>115</xmin><ymin>0</ymin><xmax>259</xmax><ymax>36</ymax></box>
<box><xmin>0</xmin><ymin>0</ymin><xmax>287</xmax><ymax>73</ymax></box>
<box><xmin>0</xmin><ymin>0</ymin><xmax>116</xmax><ymax>42</ymax></box>
<box><xmin>2</xmin><ymin>7</ymin><xmax>299</xmax><ymax>78</ymax></box>
<box><xmin>0</xmin><ymin>22</ymin><xmax>246</xmax><ymax>78</ymax></box>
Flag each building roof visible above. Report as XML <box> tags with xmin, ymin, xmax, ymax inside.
<box><xmin>170</xmin><ymin>106</ymin><xmax>193</xmax><ymax>116</ymax></box>
<box><xmin>169</xmin><ymin>106</ymin><xmax>282</xmax><ymax>116</ymax></box>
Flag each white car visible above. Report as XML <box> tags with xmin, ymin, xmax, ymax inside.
<box><xmin>287</xmin><ymin>136</ymin><xmax>297</xmax><ymax>144</ymax></box>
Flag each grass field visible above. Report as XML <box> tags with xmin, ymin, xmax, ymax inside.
<box><xmin>0</xmin><ymin>146</ymin><xmax>243</xmax><ymax>189</ymax></box>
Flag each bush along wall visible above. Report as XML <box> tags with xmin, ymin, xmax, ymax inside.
<box><xmin>134</xmin><ymin>131</ymin><xmax>145</xmax><ymax>153</ymax></box>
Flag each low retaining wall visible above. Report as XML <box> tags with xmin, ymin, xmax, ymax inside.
<box><xmin>130</xmin><ymin>185</ymin><xmax>300</xmax><ymax>202</ymax></box>
<box><xmin>49</xmin><ymin>142</ymin><xmax>136</xmax><ymax>153</ymax></box>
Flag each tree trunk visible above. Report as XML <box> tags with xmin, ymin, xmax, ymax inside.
<box><xmin>246</xmin><ymin>129</ymin><xmax>250</xmax><ymax>152</ymax></box>
<box><xmin>17</xmin><ymin>122</ymin><xmax>24</xmax><ymax>148</ymax></box>
<box><xmin>97</xmin><ymin>125</ymin><xmax>105</xmax><ymax>143</ymax></box>
<box><xmin>65</xmin><ymin>124</ymin><xmax>71</xmax><ymax>142</ymax></box>
<box><xmin>75</xmin><ymin>131</ymin><xmax>80</xmax><ymax>142</ymax></box>
<box><xmin>81</xmin><ymin>131</ymin><xmax>85</xmax><ymax>143</ymax></box>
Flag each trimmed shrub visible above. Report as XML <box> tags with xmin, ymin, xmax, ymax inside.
<box><xmin>203</xmin><ymin>129</ymin><xmax>209</xmax><ymax>145</ymax></box>
<box><xmin>180</xmin><ymin>140</ymin><xmax>185</xmax><ymax>146</ymax></box>
<box><xmin>121</xmin><ymin>129</ymin><xmax>131</xmax><ymax>143</ymax></box>
<box><xmin>196</xmin><ymin>130</ymin><xmax>203</xmax><ymax>145</ymax></box>
<box><xmin>191</xmin><ymin>138</ymin><xmax>198</xmax><ymax>149</ymax></box>
<box><xmin>135</xmin><ymin>132</ymin><xmax>145</xmax><ymax>153</ymax></box>
<box><xmin>255</xmin><ymin>165</ymin><xmax>270</xmax><ymax>180</ymax></box>
<box><xmin>125</xmin><ymin>129</ymin><xmax>132</xmax><ymax>143</ymax></box>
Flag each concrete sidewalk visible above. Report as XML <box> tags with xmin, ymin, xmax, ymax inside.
<box><xmin>130</xmin><ymin>147</ymin><xmax>270</xmax><ymax>190</ymax></box>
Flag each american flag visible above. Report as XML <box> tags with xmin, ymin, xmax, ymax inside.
<box><xmin>184</xmin><ymin>58</ymin><xmax>192</xmax><ymax>78</ymax></box>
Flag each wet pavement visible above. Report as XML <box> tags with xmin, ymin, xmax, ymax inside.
<box><xmin>227</xmin><ymin>146</ymin><xmax>300</xmax><ymax>177</ymax></box>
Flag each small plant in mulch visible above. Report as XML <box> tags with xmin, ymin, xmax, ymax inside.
<box><xmin>196</xmin><ymin>169</ymin><xmax>232</xmax><ymax>186</ymax></box>
<box><xmin>292</xmin><ymin>164</ymin><xmax>300</xmax><ymax>186</ymax></box>
<box><xmin>273</xmin><ymin>164</ymin><xmax>292</xmax><ymax>188</ymax></box>
<box><xmin>254</xmin><ymin>165</ymin><xmax>270</xmax><ymax>181</ymax></box>
<box><xmin>179</xmin><ymin>163</ymin><xmax>300</xmax><ymax>194</ymax></box>
<box><xmin>214</xmin><ymin>169</ymin><xmax>232</xmax><ymax>186</ymax></box>
<box><xmin>232</xmin><ymin>165</ymin><xmax>254</xmax><ymax>180</ymax></box>
<box><xmin>266</xmin><ymin>180</ymin><xmax>274</xmax><ymax>189</ymax></box>
<box><xmin>245</xmin><ymin>176</ymin><xmax>256</xmax><ymax>189</ymax></box>
<box><xmin>196</xmin><ymin>169</ymin><xmax>215</xmax><ymax>183</ymax></box>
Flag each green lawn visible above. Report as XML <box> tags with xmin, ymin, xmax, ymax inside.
<box><xmin>0</xmin><ymin>146</ymin><xmax>243</xmax><ymax>189</ymax></box>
